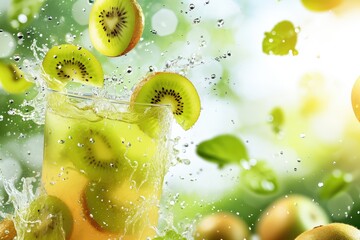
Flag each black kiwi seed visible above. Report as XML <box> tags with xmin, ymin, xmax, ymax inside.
<box><xmin>151</xmin><ymin>88</ymin><xmax>184</xmax><ymax>115</ymax></box>
<box><xmin>99</xmin><ymin>7</ymin><xmax>128</xmax><ymax>42</ymax></box>
<box><xmin>55</xmin><ymin>59</ymin><xmax>90</xmax><ymax>82</ymax></box>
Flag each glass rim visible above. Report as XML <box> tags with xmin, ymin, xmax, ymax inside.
<box><xmin>46</xmin><ymin>88</ymin><xmax>172</xmax><ymax>109</ymax></box>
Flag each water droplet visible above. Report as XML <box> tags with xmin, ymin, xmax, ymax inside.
<box><xmin>88</xmin><ymin>0</ymin><xmax>94</xmax><ymax>4</ymax></box>
<box><xmin>13</xmin><ymin>55</ymin><xmax>21</xmax><ymax>61</ymax></box>
<box><xmin>189</xmin><ymin>3</ymin><xmax>195</xmax><ymax>10</ymax></box>
<box><xmin>57</xmin><ymin>139</ymin><xmax>65</xmax><ymax>144</ymax></box>
<box><xmin>17</xmin><ymin>32</ymin><xmax>24</xmax><ymax>39</ymax></box>
<box><xmin>89</xmin><ymin>138</ymin><xmax>95</xmax><ymax>143</ymax></box>
<box><xmin>318</xmin><ymin>182</ymin><xmax>324</xmax><ymax>187</ymax></box>
<box><xmin>217</xmin><ymin>19</ymin><xmax>224</xmax><ymax>27</ymax></box>
<box><xmin>126</xmin><ymin>66</ymin><xmax>132</xmax><ymax>74</ymax></box>
<box><xmin>193</xmin><ymin>17</ymin><xmax>201</xmax><ymax>24</ymax></box>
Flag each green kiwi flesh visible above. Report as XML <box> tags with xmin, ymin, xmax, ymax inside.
<box><xmin>65</xmin><ymin>122</ymin><xmax>126</xmax><ymax>183</ymax></box>
<box><xmin>22</xmin><ymin>195</ymin><xmax>73</xmax><ymax>240</ymax></box>
<box><xmin>0</xmin><ymin>61</ymin><xmax>33</xmax><ymax>94</ymax></box>
<box><xmin>131</xmin><ymin>72</ymin><xmax>201</xmax><ymax>130</ymax></box>
<box><xmin>42</xmin><ymin>44</ymin><xmax>104</xmax><ymax>90</ymax></box>
<box><xmin>89</xmin><ymin>0</ymin><xmax>144</xmax><ymax>56</ymax></box>
<box><xmin>81</xmin><ymin>182</ymin><xmax>134</xmax><ymax>234</ymax></box>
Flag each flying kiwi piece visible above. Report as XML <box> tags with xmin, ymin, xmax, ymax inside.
<box><xmin>0</xmin><ymin>218</ymin><xmax>17</xmax><ymax>240</ymax></box>
<box><xmin>65</xmin><ymin>122</ymin><xmax>127</xmax><ymax>183</ymax></box>
<box><xmin>80</xmin><ymin>181</ymin><xmax>134</xmax><ymax>234</ymax></box>
<box><xmin>295</xmin><ymin>223</ymin><xmax>360</xmax><ymax>240</ymax></box>
<box><xmin>21</xmin><ymin>195</ymin><xmax>73</xmax><ymax>240</ymax></box>
<box><xmin>0</xmin><ymin>60</ymin><xmax>33</xmax><ymax>94</ymax></box>
<box><xmin>42</xmin><ymin>44</ymin><xmax>104</xmax><ymax>90</ymax></box>
<box><xmin>130</xmin><ymin>72</ymin><xmax>201</xmax><ymax>131</ymax></box>
<box><xmin>89</xmin><ymin>0</ymin><xmax>144</xmax><ymax>57</ymax></box>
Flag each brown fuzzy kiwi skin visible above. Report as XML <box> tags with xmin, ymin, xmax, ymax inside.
<box><xmin>121</xmin><ymin>0</ymin><xmax>144</xmax><ymax>56</ymax></box>
<box><xmin>295</xmin><ymin>223</ymin><xmax>360</xmax><ymax>240</ymax></box>
<box><xmin>0</xmin><ymin>218</ymin><xmax>17</xmax><ymax>240</ymax></box>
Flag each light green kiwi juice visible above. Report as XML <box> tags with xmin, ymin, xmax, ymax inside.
<box><xmin>42</xmin><ymin>90</ymin><xmax>172</xmax><ymax>239</ymax></box>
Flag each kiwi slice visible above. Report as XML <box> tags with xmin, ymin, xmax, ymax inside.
<box><xmin>65</xmin><ymin>122</ymin><xmax>127</xmax><ymax>183</ymax></box>
<box><xmin>130</xmin><ymin>72</ymin><xmax>201</xmax><ymax>130</ymax></box>
<box><xmin>42</xmin><ymin>44</ymin><xmax>104</xmax><ymax>90</ymax></box>
<box><xmin>0</xmin><ymin>60</ymin><xmax>33</xmax><ymax>94</ymax></box>
<box><xmin>89</xmin><ymin>0</ymin><xmax>144</xmax><ymax>57</ymax></box>
<box><xmin>21</xmin><ymin>195</ymin><xmax>73</xmax><ymax>240</ymax></box>
<box><xmin>80</xmin><ymin>182</ymin><xmax>134</xmax><ymax>234</ymax></box>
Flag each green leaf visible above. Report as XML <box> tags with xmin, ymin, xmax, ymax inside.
<box><xmin>153</xmin><ymin>230</ymin><xmax>186</xmax><ymax>240</ymax></box>
<box><xmin>196</xmin><ymin>134</ymin><xmax>249</xmax><ymax>168</ymax></box>
<box><xmin>8</xmin><ymin>0</ymin><xmax>45</xmax><ymax>29</ymax></box>
<box><xmin>262</xmin><ymin>20</ymin><xmax>299</xmax><ymax>56</ymax></box>
<box><xmin>319</xmin><ymin>170</ymin><xmax>353</xmax><ymax>199</ymax></box>
<box><xmin>269</xmin><ymin>107</ymin><xmax>285</xmax><ymax>134</ymax></box>
<box><xmin>241</xmin><ymin>161</ymin><xmax>278</xmax><ymax>194</ymax></box>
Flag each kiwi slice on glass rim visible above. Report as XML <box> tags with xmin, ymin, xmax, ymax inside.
<box><xmin>130</xmin><ymin>72</ymin><xmax>201</xmax><ymax>130</ymax></box>
<box><xmin>89</xmin><ymin>0</ymin><xmax>144</xmax><ymax>57</ymax></box>
<box><xmin>0</xmin><ymin>60</ymin><xmax>33</xmax><ymax>94</ymax></box>
<box><xmin>20</xmin><ymin>195</ymin><xmax>73</xmax><ymax>240</ymax></box>
<box><xmin>42</xmin><ymin>44</ymin><xmax>104</xmax><ymax>90</ymax></box>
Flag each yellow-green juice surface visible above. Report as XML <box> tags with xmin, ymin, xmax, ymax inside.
<box><xmin>42</xmin><ymin>91</ymin><xmax>172</xmax><ymax>240</ymax></box>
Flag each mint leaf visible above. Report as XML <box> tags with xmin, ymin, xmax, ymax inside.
<box><xmin>269</xmin><ymin>107</ymin><xmax>284</xmax><ymax>134</ymax></box>
<box><xmin>196</xmin><ymin>134</ymin><xmax>249</xmax><ymax>168</ymax></box>
<box><xmin>319</xmin><ymin>170</ymin><xmax>353</xmax><ymax>199</ymax></box>
<box><xmin>241</xmin><ymin>161</ymin><xmax>278</xmax><ymax>194</ymax></box>
<box><xmin>263</xmin><ymin>20</ymin><xmax>299</xmax><ymax>56</ymax></box>
<box><xmin>154</xmin><ymin>230</ymin><xmax>186</xmax><ymax>240</ymax></box>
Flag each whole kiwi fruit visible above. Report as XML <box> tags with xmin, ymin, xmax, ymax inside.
<box><xmin>194</xmin><ymin>212</ymin><xmax>251</xmax><ymax>240</ymax></box>
<box><xmin>257</xmin><ymin>194</ymin><xmax>329</xmax><ymax>240</ymax></box>
<box><xmin>295</xmin><ymin>223</ymin><xmax>360</xmax><ymax>240</ymax></box>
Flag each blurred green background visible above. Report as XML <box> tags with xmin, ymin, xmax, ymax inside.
<box><xmin>1</xmin><ymin>0</ymin><xmax>360</xmax><ymax>238</ymax></box>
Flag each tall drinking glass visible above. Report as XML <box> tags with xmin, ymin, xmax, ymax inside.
<box><xmin>42</xmin><ymin>90</ymin><xmax>172</xmax><ymax>239</ymax></box>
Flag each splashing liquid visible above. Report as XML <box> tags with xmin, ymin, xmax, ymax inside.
<box><xmin>4</xmin><ymin>37</ymin><xmax>206</xmax><ymax>239</ymax></box>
